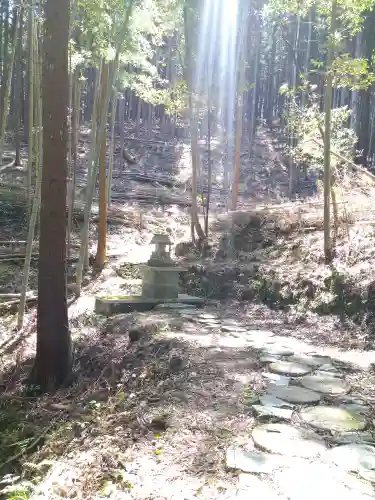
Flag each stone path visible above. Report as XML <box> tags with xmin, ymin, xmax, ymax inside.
<box><xmin>159</xmin><ymin>305</ymin><xmax>375</xmax><ymax>499</ymax></box>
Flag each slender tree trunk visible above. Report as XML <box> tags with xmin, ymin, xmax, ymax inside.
<box><xmin>0</xmin><ymin>3</ymin><xmax>3</xmax><ymax>89</ymax></box>
<box><xmin>205</xmin><ymin>101</ymin><xmax>212</xmax><ymax>237</ymax></box>
<box><xmin>17</xmin><ymin>24</ymin><xmax>40</xmax><ymax>331</ymax></box>
<box><xmin>232</xmin><ymin>57</ymin><xmax>246</xmax><ymax>210</ymax></box>
<box><xmin>183</xmin><ymin>4</ymin><xmax>205</xmax><ymax>243</ymax></box>
<box><xmin>107</xmin><ymin>87</ymin><xmax>118</xmax><ymax>208</ymax></box>
<box><xmin>0</xmin><ymin>6</ymin><xmax>19</xmax><ymax>164</ymax></box>
<box><xmin>0</xmin><ymin>0</ymin><xmax>9</xmax><ymax>123</ymax></box>
<box><xmin>232</xmin><ymin>92</ymin><xmax>244</xmax><ymax>210</ymax></box>
<box><xmin>30</xmin><ymin>0</ymin><xmax>72</xmax><ymax>393</ymax></box>
<box><xmin>67</xmin><ymin>67</ymin><xmax>80</xmax><ymax>259</ymax></box>
<box><xmin>356</xmin><ymin>9</ymin><xmax>375</xmax><ymax>165</ymax></box>
<box><xmin>266</xmin><ymin>27</ymin><xmax>276</xmax><ymax>124</ymax></box>
<box><xmin>323</xmin><ymin>0</ymin><xmax>337</xmax><ymax>264</ymax></box>
<box><xmin>136</xmin><ymin>97</ymin><xmax>141</xmax><ymax>135</ymax></box>
<box><xmin>26</xmin><ymin>2</ymin><xmax>34</xmax><ymax>207</ymax></box>
<box><xmin>14</xmin><ymin>7</ymin><xmax>23</xmax><ymax>166</ymax></box>
<box><xmin>76</xmin><ymin>2</ymin><xmax>134</xmax><ymax>295</ymax></box>
<box><xmin>249</xmin><ymin>29</ymin><xmax>260</xmax><ymax>160</ymax></box>
<box><xmin>118</xmin><ymin>95</ymin><xmax>125</xmax><ymax>152</ymax></box>
<box><xmin>96</xmin><ymin>62</ymin><xmax>109</xmax><ymax>269</ymax></box>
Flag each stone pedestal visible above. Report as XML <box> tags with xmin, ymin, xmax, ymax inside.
<box><xmin>95</xmin><ymin>294</ymin><xmax>204</xmax><ymax>315</ymax></box>
<box><xmin>141</xmin><ymin>266</ymin><xmax>184</xmax><ymax>300</ymax></box>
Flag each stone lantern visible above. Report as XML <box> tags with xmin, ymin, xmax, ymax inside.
<box><xmin>95</xmin><ymin>233</ymin><xmax>204</xmax><ymax>315</ymax></box>
<box><xmin>142</xmin><ymin>233</ymin><xmax>186</xmax><ymax>300</ymax></box>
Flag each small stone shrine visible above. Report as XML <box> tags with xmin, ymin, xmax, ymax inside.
<box><xmin>95</xmin><ymin>233</ymin><xmax>204</xmax><ymax>315</ymax></box>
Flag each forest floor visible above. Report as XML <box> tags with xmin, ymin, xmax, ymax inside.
<box><xmin>0</xmin><ymin>124</ymin><xmax>375</xmax><ymax>499</ymax></box>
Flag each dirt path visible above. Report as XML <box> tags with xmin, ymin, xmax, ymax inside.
<box><xmin>28</xmin><ymin>305</ymin><xmax>375</xmax><ymax>500</ymax></box>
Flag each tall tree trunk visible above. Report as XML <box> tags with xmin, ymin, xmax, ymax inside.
<box><xmin>301</xmin><ymin>9</ymin><xmax>313</xmax><ymax>109</ymax></box>
<box><xmin>232</xmin><ymin>23</ymin><xmax>247</xmax><ymax>211</ymax></box>
<box><xmin>17</xmin><ymin>22</ymin><xmax>40</xmax><ymax>331</ymax></box>
<box><xmin>0</xmin><ymin>0</ymin><xmax>9</xmax><ymax>124</ymax></box>
<box><xmin>136</xmin><ymin>97</ymin><xmax>141</xmax><ymax>135</ymax></box>
<box><xmin>76</xmin><ymin>2</ymin><xmax>134</xmax><ymax>296</ymax></box>
<box><xmin>107</xmin><ymin>87</ymin><xmax>118</xmax><ymax>209</ymax></box>
<box><xmin>30</xmin><ymin>0</ymin><xmax>72</xmax><ymax>393</ymax></box>
<box><xmin>232</xmin><ymin>90</ymin><xmax>244</xmax><ymax>210</ymax></box>
<box><xmin>67</xmin><ymin>67</ymin><xmax>80</xmax><ymax>259</ymax></box>
<box><xmin>183</xmin><ymin>4</ymin><xmax>205</xmax><ymax>243</ymax></box>
<box><xmin>356</xmin><ymin>8</ymin><xmax>375</xmax><ymax>165</ymax></box>
<box><xmin>0</xmin><ymin>5</ymin><xmax>19</xmax><ymax>164</ymax></box>
<box><xmin>323</xmin><ymin>0</ymin><xmax>337</xmax><ymax>264</ymax></box>
<box><xmin>118</xmin><ymin>95</ymin><xmax>125</xmax><ymax>152</ymax></box>
<box><xmin>26</xmin><ymin>3</ymin><xmax>34</xmax><ymax>218</ymax></box>
<box><xmin>205</xmin><ymin>99</ymin><xmax>212</xmax><ymax>237</ymax></box>
<box><xmin>96</xmin><ymin>61</ymin><xmax>109</xmax><ymax>269</ymax></box>
<box><xmin>14</xmin><ymin>6</ymin><xmax>23</xmax><ymax>166</ymax></box>
<box><xmin>265</xmin><ymin>26</ymin><xmax>276</xmax><ymax>124</ymax></box>
<box><xmin>249</xmin><ymin>27</ymin><xmax>260</xmax><ymax>160</ymax></box>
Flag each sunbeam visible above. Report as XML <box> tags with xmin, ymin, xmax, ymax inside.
<box><xmin>194</xmin><ymin>0</ymin><xmax>240</xmax><ymax>190</ymax></box>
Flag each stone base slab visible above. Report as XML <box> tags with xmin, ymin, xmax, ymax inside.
<box><xmin>95</xmin><ymin>293</ymin><xmax>205</xmax><ymax>315</ymax></box>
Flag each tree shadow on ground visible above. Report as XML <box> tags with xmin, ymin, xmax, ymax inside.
<box><xmin>1</xmin><ymin>305</ymin><xmax>373</xmax><ymax>498</ymax></box>
<box><xmin>0</xmin><ymin>310</ymin><xmax>263</xmax><ymax>495</ymax></box>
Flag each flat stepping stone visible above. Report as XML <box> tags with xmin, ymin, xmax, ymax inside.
<box><xmin>287</xmin><ymin>355</ymin><xmax>327</xmax><ymax>368</ymax></box>
<box><xmin>323</xmin><ymin>444</ymin><xmax>375</xmax><ymax>481</ymax></box>
<box><xmin>198</xmin><ymin>318</ymin><xmax>221</xmax><ymax>325</ymax></box>
<box><xmin>226</xmin><ymin>448</ymin><xmax>283</xmax><ymax>473</ymax></box>
<box><xmin>249</xmin><ymin>340</ymin><xmax>277</xmax><ymax>349</ymax></box>
<box><xmin>340</xmin><ymin>403</ymin><xmax>370</xmax><ymax>415</ymax></box>
<box><xmin>262</xmin><ymin>347</ymin><xmax>294</xmax><ymax>356</ymax></box>
<box><xmin>180</xmin><ymin>313</ymin><xmax>198</xmax><ymax>321</ymax></box>
<box><xmin>259</xmin><ymin>355</ymin><xmax>281</xmax><ymax>363</ymax></box>
<box><xmin>300</xmin><ymin>406</ymin><xmax>366</xmax><ymax>432</ymax></box>
<box><xmin>300</xmin><ymin>375</ymin><xmax>348</xmax><ymax>395</ymax></box>
<box><xmin>237</xmin><ymin>474</ymin><xmax>282</xmax><ymax>499</ymax></box>
<box><xmin>222</xmin><ymin>319</ymin><xmax>242</xmax><ymax>326</ymax></box>
<box><xmin>273</xmin><ymin>462</ymin><xmax>374</xmax><ymax>500</ymax></box>
<box><xmin>319</xmin><ymin>363</ymin><xmax>339</xmax><ymax>372</ymax></box>
<box><xmin>221</xmin><ymin>325</ymin><xmax>247</xmax><ymax>333</ymax></box>
<box><xmin>315</xmin><ymin>370</ymin><xmax>344</xmax><ymax>379</ymax></box>
<box><xmin>247</xmin><ymin>329</ymin><xmax>275</xmax><ymax>338</ymax></box>
<box><xmin>259</xmin><ymin>394</ymin><xmax>294</xmax><ymax>408</ymax></box>
<box><xmin>331</xmin><ymin>431</ymin><xmax>375</xmax><ymax>445</ymax></box>
<box><xmin>198</xmin><ymin>313</ymin><xmax>220</xmax><ymax>320</ymax></box>
<box><xmin>269</xmin><ymin>361</ymin><xmax>312</xmax><ymax>376</ymax></box>
<box><xmin>269</xmin><ymin>385</ymin><xmax>321</xmax><ymax>404</ymax></box>
<box><xmin>262</xmin><ymin>373</ymin><xmax>290</xmax><ymax>387</ymax></box>
<box><xmin>252</xmin><ymin>405</ymin><xmax>293</xmax><ymax>420</ymax></box>
<box><xmin>252</xmin><ymin>423</ymin><xmax>326</xmax><ymax>458</ymax></box>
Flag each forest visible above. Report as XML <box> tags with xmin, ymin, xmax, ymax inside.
<box><xmin>1</xmin><ymin>0</ymin><xmax>375</xmax><ymax>498</ymax></box>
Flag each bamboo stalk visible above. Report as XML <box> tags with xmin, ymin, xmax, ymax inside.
<box><xmin>27</xmin><ymin>1</ymin><xmax>34</xmax><ymax>219</ymax></box>
<box><xmin>76</xmin><ymin>2</ymin><xmax>134</xmax><ymax>296</ymax></box>
<box><xmin>0</xmin><ymin>6</ymin><xmax>20</xmax><ymax>164</ymax></box>
<box><xmin>17</xmin><ymin>31</ymin><xmax>42</xmax><ymax>331</ymax></box>
<box><xmin>107</xmin><ymin>81</ymin><xmax>118</xmax><ymax>208</ymax></box>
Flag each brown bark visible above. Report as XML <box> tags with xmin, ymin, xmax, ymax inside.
<box><xmin>95</xmin><ymin>61</ymin><xmax>109</xmax><ymax>269</ymax></box>
<box><xmin>30</xmin><ymin>0</ymin><xmax>72</xmax><ymax>394</ymax></box>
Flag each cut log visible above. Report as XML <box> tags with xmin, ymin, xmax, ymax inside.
<box><xmin>122</xmin><ymin>148</ymin><xmax>137</xmax><ymax>164</ymax></box>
